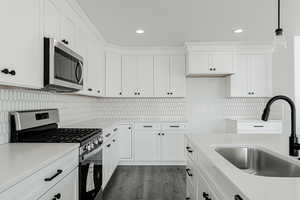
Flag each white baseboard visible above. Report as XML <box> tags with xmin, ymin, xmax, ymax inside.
<box><xmin>119</xmin><ymin>160</ymin><xmax>186</xmax><ymax>166</ymax></box>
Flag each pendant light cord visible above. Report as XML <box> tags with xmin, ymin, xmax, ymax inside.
<box><xmin>278</xmin><ymin>0</ymin><xmax>281</xmax><ymax>29</ymax></box>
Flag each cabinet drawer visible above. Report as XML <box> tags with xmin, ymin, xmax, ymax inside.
<box><xmin>185</xmin><ymin>138</ymin><xmax>198</xmax><ymax>163</ymax></box>
<box><xmin>160</xmin><ymin>123</ymin><xmax>187</xmax><ymax>130</ymax></box>
<box><xmin>186</xmin><ymin>158</ymin><xmax>197</xmax><ymax>188</ymax></box>
<box><xmin>235</xmin><ymin>120</ymin><xmax>282</xmax><ymax>134</ymax></box>
<box><xmin>0</xmin><ymin>149</ymin><xmax>78</xmax><ymax>200</ymax></box>
<box><xmin>38</xmin><ymin>168</ymin><xmax>78</xmax><ymax>200</ymax></box>
<box><xmin>134</xmin><ymin>122</ymin><xmax>160</xmax><ymax>130</ymax></box>
<box><xmin>186</xmin><ymin>175</ymin><xmax>197</xmax><ymax>200</ymax></box>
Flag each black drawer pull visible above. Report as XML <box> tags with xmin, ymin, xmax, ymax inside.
<box><xmin>113</xmin><ymin>139</ymin><xmax>116</xmax><ymax>142</ymax></box>
<box><xmin>107</xmin><ymin>144</ymin><xmax>111</xmax><ymax>147</ymax></box>
<box><xmin>113</xmin><ymin>128</ymin><xmax>118</xmax><ymax>132</ymax></box>
<box><xmin>186</xmin><ymin>146</ymin><xmax>193</xmax><ymax>153</ymax></box>
<box><xmin>143</xmin><ymin>125</ymin><xmax>153</xmax><ymax>128</ymax></box>
<box><xmin>9</xmin><ymin>70</ymin><xmax>16</xmax><ymax>76</ymax></box>
<box><xmin>170</xmin><ymin>125</ymin><xmax>180</xmax><ymax>128</ymax></box>
<box><xmin>253</xmin><ymin>125</ymin><xmax>264</xmax><ymax>128</ymax></box>
<box><xmin>185</xmin><ymin>168</ymin><xmax>193</xmax><ymax>177</ymax></box>
<box><xmin>44</xmin><ymin>169</ymin><xmax>63</xmax><ymax>182</ymax></box>
<box><xmin>203</xmin><ymin>192</ymin><xmax>209</xmax><ymax>198</ymax></box>
<box><xmin>62</xmin><ymin>39</ymin><xmax>69</xmax><ymax>45</ymax></box>
<box><xmin>105</xmin><ymin>133</ymin><xmax>111</xmax><ymax>137</ymax></box>
<box><xmin>234</xmin><ymin>194</ymin><xmax>243</xmax><ymax>200</ymax></box>
<box><xmin>1</xmin><ymin>68</ymin><xmax>9</xmax><ymax>74</ymax></box>
<box><xmin>88</xmin><ymin>88</ymin><xmax>93</xmax><ymax>91</ymax></box>
<box><xmin>54</xmin><ymin>193</ymin><xmax>61</xmax><ymax>199</ymax></box>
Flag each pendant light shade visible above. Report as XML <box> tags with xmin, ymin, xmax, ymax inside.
<box><xmin>274</xmin><ymin>0</ymin><xmax>287</xmax><ymax>49</ymax></box>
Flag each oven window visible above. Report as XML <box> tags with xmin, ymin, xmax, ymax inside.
<box><xmin>80</xmin><ymin>150</ymin><xmax>103</xmax><ymax>200</ymax></box>
<box><xmin>54</xmin><ymin>47</ymin><xmax>81</xmax><ymax>84</ymax></box>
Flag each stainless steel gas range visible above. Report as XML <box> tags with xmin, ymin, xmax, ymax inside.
<box><xmin>10</xmin><ymin>109</ymin><xmax>103</xmax><ymax>200</ymax></box>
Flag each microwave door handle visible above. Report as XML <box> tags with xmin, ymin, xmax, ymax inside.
<box><xmin>75</xmin><ymin>63</ymin><xmax>79</xmax><ymax>82</ymax></box>
<box><xmin>78</xmin><ymin>62</ymin><xmax>83</xmax><ymax>84</ymax></box>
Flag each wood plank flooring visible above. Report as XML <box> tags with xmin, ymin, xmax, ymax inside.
<box><xmin>103</xmin><ymin>166</ymin><xmax>186</xmax><ymax>200</ymax></box>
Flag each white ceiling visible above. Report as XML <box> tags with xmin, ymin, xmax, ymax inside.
<box><xmin>76</xmin><ymin>0</ymin><xmax>277</xmax><ymax>46</ymax></box>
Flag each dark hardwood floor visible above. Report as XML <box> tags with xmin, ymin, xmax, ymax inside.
<box><xmin>103</xmin><ymin>166</ymin><xmax>186</xmax><ymax>200</ymax></box>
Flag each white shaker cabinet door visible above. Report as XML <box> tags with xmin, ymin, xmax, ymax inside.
<box><xmin>229</xmin><ymin>54</ymin><xmax>250</xmax><ymax>97</ymax></box>
<box><xmin>170</xmin><ymin>55</ymin><xmax>186</xmax><ymax>97</ymax></box>
<box><xmin>119</xmin><ymin>124</ymin><xmax>133</xmax><ymax>160</ymax></box>
<box><xmin>122</xmin><ymin>55</ymin><xmax>138</xmax><ymax>97</ymax></box>
<box><xmin>154</xmin><ymin>56</ymin><xmax>170</xmax><ymax>97</ymax></box>
<box><xmin>134</xmin><ymin>131</ymin><xmax>159</xmax><ymax>161</ymax></box>
<box><xmin>250</xmin><ymin>54</ymin><xmax>272</xmax><ymax>97</ymax></box>
<box><xmin>212</xmin><ymin>53</ymin><xmax>234</xmax><ymax>74</ymax></box>
<box><xmin>187</xmin><ymin>53</ymin><xmax>210</xmax><ymax>75</ymax></box>
<box><xmin>43</xmin><ymin>0</ymin><xmax>61</xmax><ymax>40</ymax></box>
<box><xmin>106</xmin><ymin>52</ymin><xmax>123</xmax><ymax>97</ymax></box>
<box><xmin>160</xmin><ymin>132</ymin><xmax>185</xmax><ymax>161</ymax></box>
<box><xmin>137</xmin><ymin>56</ymin><xmax>154</xmax><ymax>97</ymax></box>
<box><xmin>38</xmin><ymin>168</ymin><xmax>78</xmax><ymax>200</ymax></box>
<box><xmin>0</xmin><ymin>0</ymin><xmax>42</xmax><ymax>89</ymax></box>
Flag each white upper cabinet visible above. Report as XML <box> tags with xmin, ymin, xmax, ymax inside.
<box><xmin>154</xmin><ymin>56</ymin><xmax>170</xmax><ymax>97</ymax></box>
<box><xmin>154</xmin><ymin>55</ymin><xmax>186</xmax><ymax>97</ymax></box>
<box><xmin>137</xmin><ymin>56</ymin><xmax>154</xmax><ymax>97</ymax></box>
<box><xmin>0</xmin><ymin>0</ymin><xmax>42</xmax><ymax>89</ymax></box>
<box><xmin>186</xmin><ymin>52</ymin><xmax>234</xmax><ymax>76</ymax></box>
<box><xmin>170</xmin><ymin>55</ymin><xmax>186</xmax><ymax>97</ymax></box>
<box><xmin>186</xmin><ymin>43</ymin><xmax>234</xmax><ymax>76</ymax></box>
<box><xmin>122</xmin><ymin>56</ymin><xmax>138</xmax><ymax>97</ymax></box>
<box><xmin>228</xmin><ymin>53</ymin><xmax>272</xmax><ymax>97</ymax></box>
<box><xmin>122</xmin><ymin>55</ymin><xmax>154</xmax><ymax>97</ymax></box>
<box><xmin>43</xmin><ymin>0</ymin><xmax>60</xmax><ymax>40</ymax></box>
<box><xmin>43</xmin><ymin>0</ymin><xmax>76</xmax><ymax>49</ymax></box>
<box><xmin>106</xmin><ymin>52</ymin><xmax>123</xmax><ymax>97</ymax></box>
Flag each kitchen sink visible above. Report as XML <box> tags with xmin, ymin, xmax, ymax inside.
<box><xmin>215</xmin><ymin>147</ymin><xmax>300</xmax><ymax>177</ymax></box>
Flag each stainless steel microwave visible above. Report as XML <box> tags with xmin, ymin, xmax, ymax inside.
<box><xmin>44</xmin><ymin>37</ymin><xmax>84</xmax><ymax>92</ymax></box>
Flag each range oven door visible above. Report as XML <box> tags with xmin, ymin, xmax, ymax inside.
<box><xmin>44</xmin><ymin>37</ymin><xmax>84</xmax><ymax>92</ymax></box>
<box><xmin>79</xmin><ymin>146</ymin><xmax>103</xmax><ymax>200</ymax></box>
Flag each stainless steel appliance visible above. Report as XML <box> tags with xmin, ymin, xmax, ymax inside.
<box><xmin>44</xmin><ymin>37</ymin><xmax>84</xmax><ymax>92</ymax></box>
<box><xmin>10</xmin><ymin>109</ymin><xmax>103</xmax><ymax>200</ymax></box>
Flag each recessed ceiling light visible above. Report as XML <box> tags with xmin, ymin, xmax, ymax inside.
<box><xmin>136</xmin><ymin>29</ymin><xmax>145</xmax><ymax>34</ymax></box>
<box><xmin>233</xmin><ymin>28</ymin><xmax>244</xmax><ymax>34</ymax></box>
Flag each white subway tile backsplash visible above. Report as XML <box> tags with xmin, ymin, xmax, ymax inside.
<box><xmin>0</xmin><ymin>88</ymin><xmax>281</xmax><ymax>144</ymax></box>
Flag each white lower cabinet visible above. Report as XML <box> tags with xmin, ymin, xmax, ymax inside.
<box><xmin>103</xmin><ymin>131</ymin><xmax>120</xmax><ymax>189</ymax></box>
<box><xmin>119</xmin><ymin>124</ymin><xmax>133</xmax><ymax>160</ymax></box>
<box><xmin>38</xmin><ymin>168</ymin><xmax>78</xmax><ymax>200</ymax></box>
<box><xmin>132</xmin><ymin>123</ymin><xmax>186</xmax><ymax>164</ymax></box>
<box><xmin>134</xmin><ymin>131</ymin><xmax>159</xmax><ymax>161</ymax></box>
<box><xmin>185</xmin><ymin>136</ymin><xmax>248</xmax><ymax>200</ymax></box>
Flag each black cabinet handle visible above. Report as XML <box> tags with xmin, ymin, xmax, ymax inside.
<box><xmin>119</xmin><ymin>92</ymin><xmax>122</xmax><ymax>95</ymax></box>
<box><xmin>167</xmin><ymin>92</ymin><xmax>170</xmax><ymax>95</ymax></box>
<box><xmin>107</xmin><ymin>144</ymin><xmax>111</xmax><ymax>147</ymax></box>
<box><xmin>170</xmin><ymin>92</ymin><xmax>173</xmax><ymax>95</ymax></box>
<box><xmin>234</xmin><ymin>194</ymin><xmax>243</xmax><ymax>200</ymax></box>
<box><xmin>128</xmin><ymin>127</ymin><xmax>131</xmax><ymax>130</ymax></box>
<box><xmin>161</xmin><ymin>133</ymin><xmax>165</xmax><ymax>136</ymax></box>
<box><xmin>185</xmin><ymin>168</ymin><xmax>193</xmax><ymax>176</ymax></box>
<box><xmin>54</xmin><ymin>193</ymin><xmax>61</xmax><ymax>199</ymax></box>
<box><xmin>88</xmin><ymin>88</ymin><xmax>93</xmax><ymax>91</ymax></box>
<box><xmin>9</xmin><ymin>70</ymin><xmax>16</xmax><ymax>76</ymax></box>
<box><xmin>1</xmin><ymin>68</ymin><xmax>9</xmax><ymax>74</ymax></box>
<box><xmin>185</xmin><ymin>198</ymin><xmax>191</xmax><ymax>200</ymax></box>
<box><xmin>186</xmin><ymin>146</ymin><xmax>193</xmax><ymax>153</ymax></box>
<box><xmin>44</xmin><ymin>169</ymin><xmax>63</xmax><ymax>182</ymax></box>
<box><xmin>105</xmin><ymin>133</ymin><xmax>111</xmax><ymax>137</ymax></box>
<box><xmin>158</xmin><ymin>133</ymin><xmax>161</xmax><ymax>136</ymax></box>
<box><xmin>138</xmin><ymin>92</ymin><xmax>140</xmax><ymax>95</ymax></box>
<box><xmin>62</xmin><ymin>39</ymin><xmax>69</xmax><ymax>45</ymax></box>
<box><xmin>113</xmin><ymin>128</ymin><xmax>118</xmax><ymax>132</ymax></box>
<box><xmin>170</xmin><ymin>125</ymin><xmax>180</xmax><ymax>128</ymax></box>
<box><xmin>97</xmin><ymin>90</ymin><xmax>101</xmax><ymax>93</ymax></box>
<box><xmin>143</xmin><ymin>125</ymin><xmax>153</xmax><ymax>128</ymax></box>
<box><xmin>253</xmin><ymin>125</ymin><xmax>264</xmax><ymax>128</ymax></box>
<box><xmin>113</xmin><ymin>139</ymin><xmax>116</xmax><ymax>142</ymax></box>
<box><xmin>213</xmin><ymin>68</ymin><xmax>216</xmax><ymax>71</ymax></box>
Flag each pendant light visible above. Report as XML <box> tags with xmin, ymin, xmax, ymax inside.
<box><xmin>274</xmin><ymin>0</ymin><xmax>287</xmax><ymax>49</ymax></box>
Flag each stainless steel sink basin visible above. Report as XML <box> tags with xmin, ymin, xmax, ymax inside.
<box><xmin>215</xmin><ymin>147</ymin><xmax>300</xmax><ymax>177</ymax></box>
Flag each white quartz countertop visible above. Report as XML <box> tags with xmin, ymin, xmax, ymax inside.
<box><xmin>187</xmin><ymin>134</ymin><xmax>300</xmax><ymax>200</ymax></box>
<box><xmin>0</xmin><ymin>143</ymin><xmax>79</xmax><ymax>194</ymax></box>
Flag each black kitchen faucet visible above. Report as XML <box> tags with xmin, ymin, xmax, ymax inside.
<box><xmin>261</xmin><ymin>95</ymin><xmax>300</xmax><ymax>156</ymax></box>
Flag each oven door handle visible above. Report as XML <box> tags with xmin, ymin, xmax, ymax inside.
<box><xmin>82</xmin><ymin>146</ymin><xmax>102</xmax><ymax>161</ymax></box>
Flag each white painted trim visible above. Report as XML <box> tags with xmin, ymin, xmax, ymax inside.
<box><xmin>105</xmin><ymin>43</ymin><xmax>187</xmax><ymax>55</ymax></box>
<box><xmin>119</xmin><ymin>160</ymin><xmax>187</xmax><ymax>166</ymax></box>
